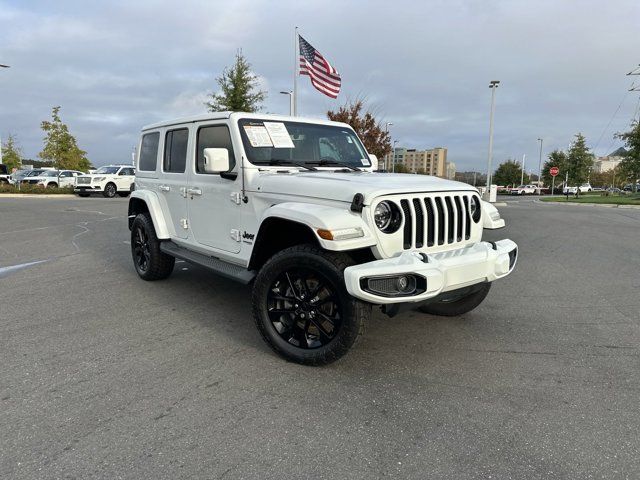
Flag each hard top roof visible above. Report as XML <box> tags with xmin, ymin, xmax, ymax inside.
<box><xmin>141</xmin><ymin>112</ymin><xmax>352</xmax><ymax>131</ymax></box>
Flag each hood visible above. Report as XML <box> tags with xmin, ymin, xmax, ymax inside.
<box><xmin>254</xmin><ymin>170</ymin><xmax>477</xmax><ymax>204</ymax></box>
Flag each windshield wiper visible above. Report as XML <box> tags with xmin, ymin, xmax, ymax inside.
<box><xmin>267</xmin><ymin>159</ymin><xmax>317</xmax><ymax>171</ymax></box>
<box><xmin>310</xmin><ymin>159</ymin><xmax>361</xmax><ymax>172</ymax></box>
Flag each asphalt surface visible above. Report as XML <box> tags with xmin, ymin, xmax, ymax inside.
<box><xmin>1</xmin><ymin>196</ymin><xmax>639</xmax><ymax>479</ymax></box>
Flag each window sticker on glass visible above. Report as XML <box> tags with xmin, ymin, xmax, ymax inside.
<box><xmin>263</xmin><ymin>122</ymin><xmax>295</xmax><ymax>149</ymax></box>
<box><xmin>360</xmin><ymin>158</ymin><xmax>370</xmax><ymax>166</ymax></box>
<box><xmin>243</xmin><ymin>125</ymin><xmax>273</xmax><ymax>147</ymax></box>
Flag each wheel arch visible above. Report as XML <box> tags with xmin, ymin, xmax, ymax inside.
<box><xmin>128</xmin><ymin>191</ymin><xmax>171</xmax><ymax>239</ymax></box>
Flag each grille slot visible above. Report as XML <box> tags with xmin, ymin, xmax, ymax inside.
<box><xmin>395</xmin><ymin>193</ymin><xmax>477</xmax><ymax>250</ymax></box>
<box><xmin>400</xmin><ymin>199</ymin><xmax>412</xmax><ymax>250</ymax></box>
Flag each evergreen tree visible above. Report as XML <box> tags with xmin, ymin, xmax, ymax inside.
<box><xmin>39</xmin><ymin>106</ymin><xmax>91</xmax><ymax>171</ymax></box>
<box><xmin>565</xmin><ymin>133</ymin><xmax>593</xmax><ymax>184</ymax></box>
<box><xmin>615</xmin><ymin>120</ymin><xmax>640</xmax><ymax>192</ymax></box>
<box><xmin>205</xmin><ymin>50</ymin><xmax>266</xmax><ymax>112</ymax></box>
<box><xmin>327</xmin><ymin>100</ymin><xmax>391</xmax><ymax>160</ymax></box>
<box><xmin>1</xmin><ymin>134</ymin><xmax>23</xmax><ymax>171</ymax></box>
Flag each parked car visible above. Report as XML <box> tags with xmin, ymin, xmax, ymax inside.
<box><xmin>510</xmin><ymin>184</ymin><xmax>536</xmax><ymax>195</ymax></box>
<box><xmin>563</xmin><ymin>186</ymin><xmax>578</xmax><ymax>195</ymax></box>
<box><xmin>623</xmin><ymin>183</ymin><xmax>640</xmax><ymax>192</ymax></box>
<box><xmin>0</xmin><ymin>164</ymin><xmax>10</xmax><ymax>184</ymax></box>
<box><xmin>74</xmin><ymin>165</ymin><xmax>135</xmax><ymax>197</ymax></box>
<box><xmin>578</xmin><ymin>183</ymin><xmax>592</xmax><ymax>192</ymax></box>
<box><xmin>127</xmin><ymin>112</ymin><xmax>518</xmax><ymax>365</ymax></box>
<box><xmin>22</xmin><ymin>169</ymin><xmax>84</xmax><ymax>188</ymax></box>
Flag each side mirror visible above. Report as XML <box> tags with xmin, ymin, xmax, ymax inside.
<box><xmin>203</xmin><ymin>148</ymin><xmax>230</xmax><ymax>174</ymax></box>
<box><xmin>368</xmin><ymin>154</ymin><xmax>378</xmax><ymax>171</ymax></box>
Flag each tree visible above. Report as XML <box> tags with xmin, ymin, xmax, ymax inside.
<box><xmin>616</xmin><ymin>120</ymin><xmax>640</xmax><ymax>192</ymax></box>
<box><xmin>1</xmin><ymin>134</ymin><xmax>22</xmax><ymax>171</ymax></box>
<box><xmin>565</xmin><ymin>133</ymin><xmax>593</xmax><ymax>185</ymax></box>
<box><xmin>493</xmin><ymin>159</ymin><xmax>529</xmax><ymax>187</ymax></box>
<box><xmin>39</xmin><ymin>106</ymin><xmax>91</xmax><ymax>171</ymax></box>
<box><xmin>205</xmin><ymin>50</ymin><xmax>266</xmax><ymax>112</ymax></box>
<box><xmin>542</xmin><ymin>150</ymin><xmax>568</xmax><ymax>188</ymax></box>
<box><xmin>327</xmin><ymin>99</ymin><xmax>391</xmax><ymax>160</ymax></box>
<box><xmin>393</xmin><ymin>163</ymin><xmax>410</xmax><ymax>173</ymax></box>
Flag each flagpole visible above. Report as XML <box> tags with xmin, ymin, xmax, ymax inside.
<box><xmin>293</xmin><ymin>26</ymin><xmax>298</xmax><ymax>116</ymax></box>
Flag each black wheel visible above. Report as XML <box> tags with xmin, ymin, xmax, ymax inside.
<box><xmin>252</xmin><ymin>244</ymin><xmax>370</xmax><ymax>365</ymax></box>
<box><xmin>103</xmin><ymin>183</ymin><xmax>117</xmax><ymax>198</ymax></box>
<box><xmin>47</xmin><ymin>182</ymin><xmax>58</xmax><ymax>188</ymax></box>
<box><xmin>417</xmin><ymin>283</ymin><xmax>491</xmax><ymax>317</ymax></box>
<box><xmin>131</xmin><ymin>213</ymin><xmax>174</xmax><ymax>280</ymax></box>
<box><xmin>77</xmin><ymin>193</ymin><xmax>90</xmax><ymax>197</ymax></box>
<box><xmin>118</xmin><ymin>192</ymin><xmax>130</xmax><ymax>197</ymax></box>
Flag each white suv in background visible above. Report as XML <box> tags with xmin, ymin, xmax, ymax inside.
<box><xmin>21</xmin><ymin>169</ymin><xmax>84</xmax><ymax>188</ymax></box>
<box><xmin>75</xmin><ymin>165</ymin><xmax>135</xmax><ymax>198</ymax></box>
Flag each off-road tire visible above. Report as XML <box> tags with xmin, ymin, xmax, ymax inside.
<box><xmin>118</xmin><ymin>192</ymin><xmax>130</xmax><ymax>197</ymax></box>
<box><xmin>103</xmin><ymin>183</ymin><xmax>117</xmax><ymax>198</ymax></box>
<box><xmin>417</xmin><ymin>282</ymin><xmax>491</xmax><ymax>317</ymax></box>
<box><xmin>252</xmin><ymin>244</ymin><xmax>370</xmax><ymax>365</ymax></box>
<box><xmin>131</xmin><ymin>213</ymin><xmax>174</xmax><ymax>281</ymax></box>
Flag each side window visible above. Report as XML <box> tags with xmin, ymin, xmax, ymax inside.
<box><xmin>139</xmin><ymin>132</ymin><xmax>160</xmax><ymax>171</ymax></box>
<box><xmin>60</xmin><ymin>171</ymin><xmax>72</xmax><ymax>177</ymax></box>
<box><xmin>120</xmin><ymin>168</ymin><xmax>134</xmax><ymax>176</ymax></box>
<box><xmin>196</xmin><ymin>125</ymin><xmax>235</xmax><ymax>174</ymax></box>
<box><xmin>163</xmin><ymin>128</ymin><xmax>188</xmax><ymax>173</ymax></box>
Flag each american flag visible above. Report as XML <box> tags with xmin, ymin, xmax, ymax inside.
<box><xmin>298</xmin><ymin>35</ymin><xmax>341</xmax><ymax>99</ymax></box>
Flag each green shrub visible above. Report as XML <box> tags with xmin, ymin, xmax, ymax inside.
<box><xmin>0</xmin><ymin>184</ymin><xmax>74</xmax><ymax>194</ymax></box>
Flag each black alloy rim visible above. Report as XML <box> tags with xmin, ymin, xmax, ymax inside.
<box><xmin>266</xmin><ymin>269</ymin><xmax>342</xmax><ymax>349</ymax></box>
<box><xmin>133</xmin><ymin>226</ymin><xmax>150</xmax><ymax>272</ymax></box>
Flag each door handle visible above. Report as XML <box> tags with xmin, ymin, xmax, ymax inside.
<box><xmin>186</xmin><ymin>187</ymin><xmax>202</xmax><ymax>196</ymax></box>
<box><xmin>158</xmin><ymin>185</ymin><xmax>170</xmax><ymax>192</ymax></box>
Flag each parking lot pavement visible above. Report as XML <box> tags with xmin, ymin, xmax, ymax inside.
<box><xmin>1</xmin><ymin>196</ymin><xmax>639</xmax><ymax>479</ymax></box>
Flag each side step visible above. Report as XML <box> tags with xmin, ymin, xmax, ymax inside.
<box><xmin>160</xmin><ymin>241</ymin><xmax>255</xmax><ymax>285</ymax></box>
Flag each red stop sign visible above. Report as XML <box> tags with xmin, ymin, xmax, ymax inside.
<box><xmin>550</xmin><ymin>166</ymin><xmax>559</xmax><ymax>177</ymax></box>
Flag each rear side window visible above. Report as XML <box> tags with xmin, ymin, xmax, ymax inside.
<box><xmin>139</xmin><ymin>132</ymin><xmax>160</xmax><ymax>171</ymax></box>
<box><xmin>196</xmin><ymin>125</ymin><xmax>235</xmax><ymax>174</ymax></box>
<box><xmin>164</xmin><ymin>129</ymin><xmax>188</xmax><ymax>173</ymax></box>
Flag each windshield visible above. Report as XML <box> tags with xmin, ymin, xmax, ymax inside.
<box><xmin>238</xmin><ymin>119</ymin><xmax>370</xmax><ymax>168</ymax></box>
<box><xmin>96</xmin><ymin>166</ymin><xmax>119</xmax><ymax>174</ymax></box>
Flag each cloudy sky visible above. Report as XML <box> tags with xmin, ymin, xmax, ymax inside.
<box><xmin>1</xmin><ymin>0</ymin><xmax>639</xmax><ymax>172</ymax></box>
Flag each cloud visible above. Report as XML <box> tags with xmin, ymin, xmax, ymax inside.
<box><xmin>0</xmin><ymin>0</ymin><xmax>638</xmax><ymax>170</ymax></box>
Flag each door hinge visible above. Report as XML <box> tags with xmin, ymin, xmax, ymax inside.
<box><xmin>230</xmin><ymin>192</ymin><xmax>241</xmax><ymax>205</ymax></box>
<box><xmin>180</xmin><ymin>218</ymin><xmax>189</xmax><ymax>229</ymax></box>
<box><xmin>230</xmin><ymin>229</ymin><xmax>241</xmax><ymax>242</ymax></box>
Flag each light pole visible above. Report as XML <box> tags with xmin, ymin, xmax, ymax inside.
<box><xmin>385</xmin><ymin>122</ymin><xmax>393</xmax><ymax>171</ymax></box>
<box><xmin>280</xmin><ymin>91</ymin><xmax>294</xmax><ymax>116</ymax></box>
<box><xmin>0</xmin><ymin>64</ymin><xmax>9</xmax><ymax>165</ymax></box>
<box><xmin>485</xmin><ymin>80</ymin><xmax>500</xmax><ymax>200</ymax></box>
<box><xmin>520</xmin><ymin>154</ymin><xmax>526</xmax><ymax>186</ymax></box>
<box><xmin>537</xmin><ymin>138</ymin><xmax>543</xmax><ymax>194</ymax></box>
<box><xmin>392</xmin><ymin>140</ymin><xmax>399</xmax><ymax>173</ymax></box>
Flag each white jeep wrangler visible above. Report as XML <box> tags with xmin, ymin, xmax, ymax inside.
<box><xmin>128</xmin><ymin>112</ymin><xmax>517</xmax><ymax>365</ymax></box>
<box><xmin>75</xmin><ymin>165</ymin><xmax>136</xmax><ymax>197</ymax></box>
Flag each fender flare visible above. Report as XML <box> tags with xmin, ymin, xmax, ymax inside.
<box><xmin>129</xmin><ymin>190</ymin><xmax>172</xmax><ymax>239</ymax></box>
<box><xmin>260</xmin><ymin>202</ymin><xmax>376</xmax><ymax>251</ymax></box>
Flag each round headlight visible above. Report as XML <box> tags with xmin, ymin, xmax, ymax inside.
<box><xmin>373</xmin><ymin>201</ymin><xmax>402</xmax><ymax>233</ymax></box>
<box><xmin>470</xmin><ymin>196</ymin><xmax>481</xmax><ymax>223</ymax></box>
<box><xmin>374</xmin><ymin>202</ymin><xmax>392</xmax><ymax>230</ymax></box>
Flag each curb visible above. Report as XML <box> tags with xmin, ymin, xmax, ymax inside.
<box><xmin>538</xmin><ymin>200</ymin><xmax>640</xmax><ymax>209</ymax></box>
<box><xmin>0</xmin><ymin>194</ymin><xmax>77</xmax><ymax>199</ymax></box>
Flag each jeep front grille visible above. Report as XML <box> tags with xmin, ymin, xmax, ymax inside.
<box><xmin>398</xmin><ymin>193</ymin><xmax>476</xmax><ymax>250</ymax></box>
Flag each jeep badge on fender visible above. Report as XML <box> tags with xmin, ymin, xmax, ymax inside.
<box><xmin>127</xmin><ymin>112</ymin><xmax>517</xmax><ymax>365</ymax></box>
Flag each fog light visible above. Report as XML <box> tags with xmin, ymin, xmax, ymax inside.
<box><xmin>361</xmin><ymin>274</ymin><xmax>426</xmax><ymax>297</ymax></box>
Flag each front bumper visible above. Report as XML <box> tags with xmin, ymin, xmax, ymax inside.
<box><xmin>344</xmin><ymin>239</ymin><xmax>518</xmax><ymax>304</ymax></box>
<box><xmin>75</xmin><ymin>186</ymin><xmax>103</xmax><ymax>192</ymax></box>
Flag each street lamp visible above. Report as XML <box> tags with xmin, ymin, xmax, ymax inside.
<box><xmin>392</xmin><ymin>139</ymin><xmax>399</xmax><ymax>173</ymax></box>
<box><xmin>485</xmin><ymin>80</ymin><xmax>500</xmax><ymax>200</ymax></box>
<box><xmin>537</xmin><ymin>138</ymin><xmax>543</xmax><ymax>195</ymax></box>
<box><xmin>0</xmin><ymin>64</ymin><xmax>9</xmax><ymax>165</ymax></box>
<box><xmin>385</xmin><ymin>122</ymin><xmax>393</xmax><ymax>171</ymax></box>
<box><xmin>279</xmin><ymin>91</ymin><xmax>293</xmax><ymax>116</ymax></box>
